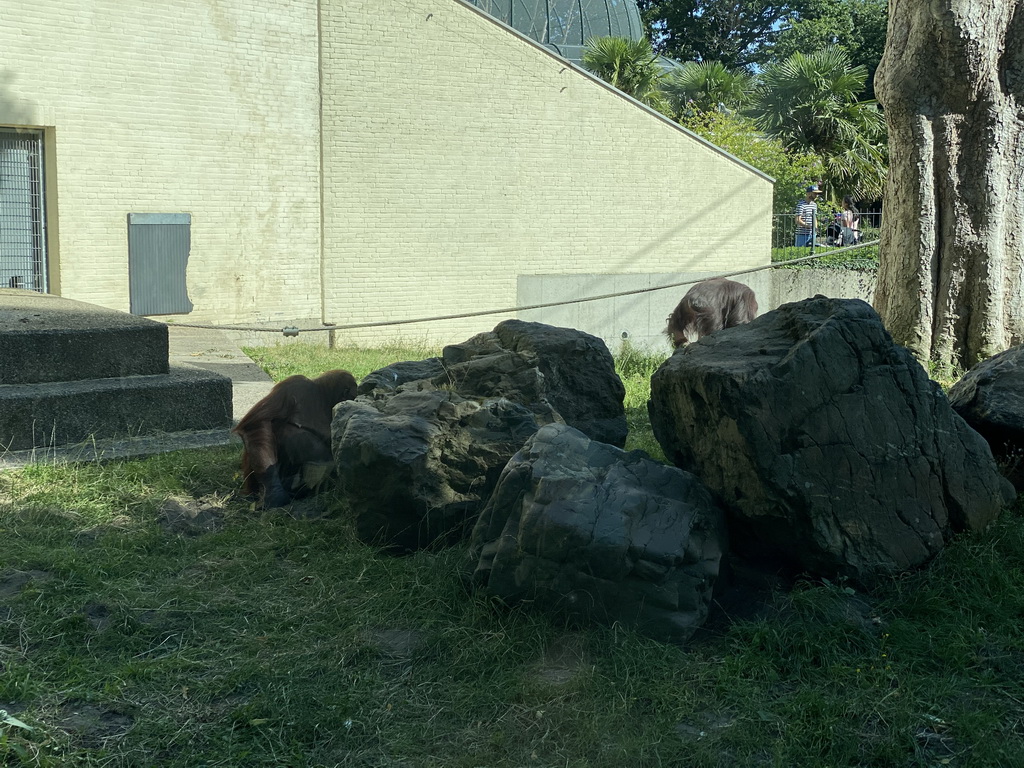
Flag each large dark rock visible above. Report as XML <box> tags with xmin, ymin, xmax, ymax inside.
<box><xmin>356</xmin><ymin>358</ymin><xmax>446</xmax><ymax>397</ymax></box>
<box><xmin>648</xmin><ymin>297</ymin><xmax>1015</xmax><ymax>585</ymax></box>
<box><xmin>948</xmin><ymin>346</ymin><xmax>1024</xmax><ymax>490</ymax></box>
<box><xmin>485</xmin><ymin>320</ymin><xmax>627</xmax><ymax>447</ymax></box>
<box><xmin>468</xmin><ymin>423</ymin><xmax>727</xmax><ymax>643</ymax></box>
<box><xmin>332</xmin><ymin>386</ymin><xmax>556</xmax><ymax>553</ymax></box>
<box><xmin>337</xmin><ymin>321</ymin><xmax>627</xmax><ymax>551</ymax></box>
<box><xmin>358</xmin><ymin>320</ymin><xmax>627</xmax><ymax>448</ymax></box>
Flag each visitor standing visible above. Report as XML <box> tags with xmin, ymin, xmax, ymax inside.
<box><xmin>795</xmin><ymin>185</ymin><xmax>823</xmax><ymax>247</ymax></box>
<box><xmin>840</xmin><ymin>195</ymin><xmax>861</xmax><ymax>245</ymax></box>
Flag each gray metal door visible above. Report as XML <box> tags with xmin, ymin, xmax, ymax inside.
<box><xmin>128</xmin><ymin>212</ymin><xmax>194</xmax><ymax>315</ymax></box>
<box><xmin>0</xmin><ymin>129</ymin><xmax>47</xmax><ymax>292</ymax></box>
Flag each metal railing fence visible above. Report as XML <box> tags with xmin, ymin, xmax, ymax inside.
<box><xmin>773</xmin><ymin>210</ymin><xmax>882</xmax><ymax>253</ymax></box>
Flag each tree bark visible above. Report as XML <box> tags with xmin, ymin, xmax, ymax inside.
<box><xmin>873</xmin><ymin>0</ymin><xmax>1024</xmax><ymax>372</ymax></box>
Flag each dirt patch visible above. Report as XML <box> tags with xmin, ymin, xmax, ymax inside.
<box><xmin>0</xmin><ymin>703</ymin><xmax>26</xmax><ymax>718</ymax></box>
<box><xmin>160</xmin><ymin>495</ymin><xmax>225</xmax><ymax>536</ymax></box>
<box><xmin>914</xmin><ymin>715</ymin><xmax>959</xmax><ymax>764</ymax></box>
<box><xmin>0</xmin><ymin>569</ymin><xmax>53</xmax><ymax>598</ymax></box>
<box><xmin>82</xmin><ymin>603</ymin><xmax>113</xmax><ymax>632</ymax></box>
<box><xmin>676</xmin><ymin>712</ymin><xmax>736</xmax><ymax>742</ymax></box>
<box><xmin>534</xmin><ymin>632</ymin><xmax>589</xmax><ymax>686</ymax></box>
<box><xmin>365</xmin><ymin>629</ymin><xmax>424</xmax><ymax>658</ymax></box>
<box><xmin>57</xmin><ymin>701</ymin><xmax>134</xmax><ymax>748</ymax></box>
<box><xmin>288</xmin><ymin>496</ymin><xmax>333</xmax><ymax>520</ymax></box>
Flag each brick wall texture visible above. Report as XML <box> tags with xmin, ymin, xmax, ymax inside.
<box><xmin>0</xmin><ymin>0</ymin><xmax>773</xmax><ymax>345</ymax></box>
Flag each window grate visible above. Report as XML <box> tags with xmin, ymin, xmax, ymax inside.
<box><xmin>0</xmin><ymin>128</ymin><xmax>47</xmax><ymax>292</ymax></box>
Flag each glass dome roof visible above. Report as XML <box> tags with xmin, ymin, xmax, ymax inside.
<box><xmin>465</xmin><ymin>0</ymin><xmax>645</xmax><ymax>67</ymax></box>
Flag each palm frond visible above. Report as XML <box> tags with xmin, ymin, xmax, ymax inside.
<box><xmin>582</xmin><ymin>36</ymin><xmax>665</xmax><ymax>102</ymax></box>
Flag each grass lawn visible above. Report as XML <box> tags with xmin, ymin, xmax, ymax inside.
<box><xmin>2</xmin><ymin>343</ymin><xmax>1023</xmax><ymax>767</ymax></box>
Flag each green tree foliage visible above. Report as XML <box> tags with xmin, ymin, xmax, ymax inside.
<box><xmin>662</xmin><ymin>61</ymin><xmax>754</xmax><ymax>116</ymax></box>
<box><xmin>637</xmin><ymin>0</ymin><xmax>802</xmax><ymax>68</ymax></box>
<box><xmin>678</xmin><ymin>109</ymin><xmax>824</xmax><ymax>212</ymax></box>
<box><xmin>763</xmin><ymin>0</ymin><xmax>887</xmax><ymax>99</ymax></box>
<box><xmin>750</xmin><ymin>47</ymin><xmax>886</xmax><ymax>199</ymax></box>
<box><xmin>581</xmin><ymin>36</ymin><xmax>668</xmax><ymax>111</ymax></box>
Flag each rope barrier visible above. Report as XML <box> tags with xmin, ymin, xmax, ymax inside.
<box><xmin>164</xmin><ymin>239</ymin><xmax>879</xmax><ymax>336</ymax></box>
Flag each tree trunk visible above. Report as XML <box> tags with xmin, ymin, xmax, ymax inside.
<box><xmin>873</xmin><ymin>0</ymin><xmax>1024</xmax><ymax>372</ymax></box>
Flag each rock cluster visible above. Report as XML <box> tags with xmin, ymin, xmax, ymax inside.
<box><xmin>333</xmin><ymin>388</ymin><xmax>552</xmax><ymax>553</ymax></box>
<box><xmin>325</xmin><ymin>301</ymin><xmax>1017</xmax><ymax>642</ymax></box>
<box><xmin>333</xmin><ymin>320</ymin><xmax>626</xmax><ymax>552</ymax></box>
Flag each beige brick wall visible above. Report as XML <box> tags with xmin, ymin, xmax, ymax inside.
<box><xmin>0</xmin><ymin>0</ymin><xmax>322</xmax><ymax>323</ymax></box>
<box><xmin>1</xmin><ymin>0</ymin><xmax>772</xmax><ymax>344</ymax></box>
<box><xmin>319</xmin><ymin>0</ymin><xmax>773</xmax><ymax>345</ymax></box>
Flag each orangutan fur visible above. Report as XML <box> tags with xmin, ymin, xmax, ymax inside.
<box><xmin>233</xmin><ymin>369</ymin><xmax>357</xmax><ymax>507</ymax></box>
<box><xmin>666</xmin><ymin>278</ymin><xmax>758</xmax><ymax>348</ymax></box>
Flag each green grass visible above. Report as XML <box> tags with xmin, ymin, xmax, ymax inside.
<box><xmin>2</xmin><ymin>343</ymin><xmax>1023</xmax><ymax>766</ymax></box>
<box><xmin>771</xmin><ymin>246</ymin><xmax>879</xmax><ymax>270</ymax></box>
<box><xmin>772</xmin><ymin>231</ymin><xmax>880</xmax><ymax>270</ymax></box>
<box><xmin>243</xmin><ymin>340</ymin><xmax>443</xmax><ymax>383</ymax></box>
<box><xmin>614</xmin><ymin>341</ymin><xmax>667</xmax><ymax>461</ymax></box>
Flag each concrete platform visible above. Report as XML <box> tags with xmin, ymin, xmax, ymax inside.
<box><xmin>0</xmin><ymin>323</ymin><xmax>277</xmax><ymax>467</ymax></box>
<box><xmin>0</xmin><ymin>367</ymin><xmax>233</xmax><ymax>452</ymax></box>
<box><xmin>0</xmin><ymin>290</ymin><xmax>247</xmax><ymax>467</ymax></box>
<box><xmin>0</xmin><ymin>289</ymin><xmax>168</xmax><ymax>384</ymax></box>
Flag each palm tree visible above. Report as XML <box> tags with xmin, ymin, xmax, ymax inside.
<box><xmin>581</xmin><ymin>36</ymin><xmax>667</xmax><ymax>112</ymax></box>
<box><xmin>662</xmin><ymin>61</ymin><xmax>754</xmax><ymax>117</ymax></box>
<box><xmin>749</xmin><ymin>47</ymin><xmax>887</xmax><ymax>200</ymax></box>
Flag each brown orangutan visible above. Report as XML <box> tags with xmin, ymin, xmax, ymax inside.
<box><xmin>233</xmin><ymin>369</ymin><xmax>358</xmax><ymax>507</ymax></box>
<box><xmin>666</xmin><ymin>278</ymin><xmax>758</xmax><ymax>348</ymax></box>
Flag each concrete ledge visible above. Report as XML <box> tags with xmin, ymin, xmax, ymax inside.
<box><xmin>0</xmin><ymin>289</ymin><xmax>169</xmax><ymax>384</ymax></box>
<box><xmin>0</xmin><ymin>429</ymin><xmax>237</xmax><ymax>470</ymax></box>
<box><xmin>0</xmin><ymin>365</ymin><xmax>232</xmax><ymax>452</ymax></box>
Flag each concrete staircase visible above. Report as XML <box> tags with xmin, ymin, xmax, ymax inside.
<box><xmin>0</xmin><ymin>289</ymin><xmax>233</xmax><ymax>460</ymax></box>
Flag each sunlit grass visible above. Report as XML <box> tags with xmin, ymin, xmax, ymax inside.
<box><xmin>772</xmin><ymin>239</ymin><xmax>880</xmax><ymax>269</ymax></box>
<box><xmin>612</xmin><ymin>340</ymin><xmax>668</xmax><ymax>460</ymax></box>
<box><xmin>243</xmin><ymin>340</ymin><xmax>442</xmax><ymax>383</ymax></box>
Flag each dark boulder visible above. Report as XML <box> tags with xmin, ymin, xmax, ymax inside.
<box><xmin>357</xmin><ymin>320</ymin><xmax>627</xmax><ymax>447</ymax></box>
<box><xmin>648</xmin><ymin>297</ymin><xmax>1015</xmax><ymax>585</ymax></box>
<box><xmin>332</xmin><ymin>386</ymin><xmax>557</xmax><ymax>553</ymax></box>
<box><xmin>356</xmin><ymin>358</ymin><xmax>446</xmax><ymax>396</ymax></box>
<box><xmin>486</xmin><ymin>320</ymin><xmax>627</xmax><ymax>447</ymax></box>
<box><xmin>948</xmin><ymin>346</ymin><xmax>1024</xmax><ymax>490</ymax></box>
<box><xmin>468</xmin><ymin>423</ymin><xmax>727</xmax><ymax>643</ymax></box>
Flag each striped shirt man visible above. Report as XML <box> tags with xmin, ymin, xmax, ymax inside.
<box><xmin>795</xmin><ymin>185</ymin><xmax>823</xmax><ymax>246</ymax></box>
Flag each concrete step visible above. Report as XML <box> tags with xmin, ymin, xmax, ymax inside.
<box><xmin>0</xmin><ymin>365</ymin><xmax>232</xmax><ymax>452</ymax></box>
<box><xmin>1</xmin><ymin>289</ymin><xmax>234</xmax><ymax>456</ymax></box>
<box><xmin>0</xmin><ymin>428</ymin><xmax>235</xmax><ymax>470</ymax></box>
<box><xmin>0</xmin><ymin>289</ymin><xmax>168</xmax><ymax>384</ymax></box>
